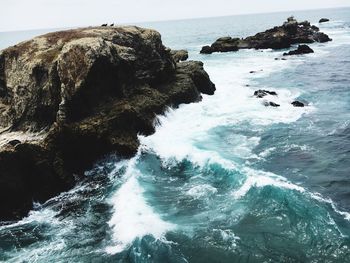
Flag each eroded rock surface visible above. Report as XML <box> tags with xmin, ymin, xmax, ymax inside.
<box><xmin>0</xmin><ymin>26</ymin><xmax>215</xmax><ymax>220</ymax></box>
<box><xmin>170</xmin><ymin>49</ymin><xmax>189</xmax><ymax>62</ymax></box>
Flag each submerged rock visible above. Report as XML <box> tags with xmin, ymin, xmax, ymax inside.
<box><xmin>0</xmin><ymin>26</ymin><xmax>215</xmax><ymax>220</ymax></box>
<box><xmin>291</xmin><ymin>101</ymin><xmax>305</xmax><ymax>107</ymax></box>
<box><xmin>201</xmin><ymin>17</ymin><xmax>331</xmax><ymax>54</ymax></box>
<box><xmin>264</xmin><ymin>101</ymin><xmax>280</xmax><ymax>107</ymax></box>
<box><xmin>319</xmin><ymin>18</ymin><xmax>330</xmax><ymax>23</ymax></box>
<box><xmin>250</xmin><ymin>69</ymin><xmax>263</xmax><ymax>74</ymax></box>
<box><xmin>254</xmin><ymin>90</ymin><xmax>278</xmax><ymax>98</ymax></box>
<box><xmin>283</xmin><ymin>44</ymin><xmax>314</xmax><ymax>56</ymax></box>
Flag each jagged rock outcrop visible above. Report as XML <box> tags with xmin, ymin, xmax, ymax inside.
<box><xmin>200</xmin><ymin>17</ymin><xmax>331</xmax><ymax>54</ymax></box>
<box><xmin>283</xmin><ymin>44</ymin><xmax>314</xmax><ymax>56</ymax></box>
<box><xmin>0</xmin><ymin>26</ymin><xmax>215</xmax><ymax>220</ymax></box>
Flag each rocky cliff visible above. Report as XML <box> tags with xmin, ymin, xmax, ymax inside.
<box><xmin>0</xmin><ymin>26</ymin><xmax>215</xmax><ymax>220</ymax></box>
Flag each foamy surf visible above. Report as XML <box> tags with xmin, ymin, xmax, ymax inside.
<box><xmin>106</xmin><ymin>158</ymin><xmax>175</xmax><ymax>254</ymax></box>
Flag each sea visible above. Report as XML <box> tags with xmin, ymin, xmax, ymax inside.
<box><xmin>1</xmin><ymin>7</ymin><xmax>350</xmax><ymax>263</ymax></box>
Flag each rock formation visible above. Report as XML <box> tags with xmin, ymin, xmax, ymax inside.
<box><xmin>291</xmin><ymin>101</ymin><xmax>305</xmax><ymax>107</ymax></box>
<box><xmin>264</xmin><ymin>101</ymin><xmax>280</xmax><ymax>107</ymax></box>
<box><xmin>200</xmin><ymin>17</ymin><xmax>331</xmax><ymax>54</ymax></box>
<box><xmin>283</xmin><ymin>44</ymin><xmax>314</xmax><ymax>56</ymax></box>
<box><xmin>319</xmin><ymin>18</ymin><xmax>330</xmax><ymax>23</ymax></box>
<box><xmin>254</xmin><ymin>90</ymin><xmax>277</xmax><ymax>98</ymax></box>
<box><xmin>170</xmin><ymin>49</ymin><xmax>189</xmax><ymax>62</ymax></box>
<box><xmin>0</xmin><ymin>26</ymin><xmax>215</xmax><ymax>220</ymax></box>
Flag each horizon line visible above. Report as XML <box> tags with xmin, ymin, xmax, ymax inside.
<box><xmin>1</xmin><ymin>5</ymin><xmax>349</xmax><ymax>33</ymax></box>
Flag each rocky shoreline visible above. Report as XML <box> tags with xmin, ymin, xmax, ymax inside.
<box><xmin>200</xmin><ymin>17</ymin><xmax>331</xmax><ymax>54</ymax></box>
<box><xmin>0</xmin><ymin>26</ymin><xmax>215</xmax><ymax>220</ymax></box>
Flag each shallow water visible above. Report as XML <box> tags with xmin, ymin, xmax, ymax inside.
<box><xmin>1</xmin><ymin>7</ymin><xmax>350</xmax><ymax>263</ymax></box>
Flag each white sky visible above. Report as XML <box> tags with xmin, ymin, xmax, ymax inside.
<box><xmin>1</xmin><ymin>0</ymin><xmax>349</xmax><ymax>32</ymax></box>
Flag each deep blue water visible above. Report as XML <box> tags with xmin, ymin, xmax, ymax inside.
<box><xmin>1</xmin><ymin>7</ymin><xmax>350</xmax><ymax>263</ymax></box>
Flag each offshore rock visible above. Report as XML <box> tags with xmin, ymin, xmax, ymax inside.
<box><xmin>254</xmin><ymin>90</ymin><xmax>277</xmax><ymax>98</ymax></box>
<box><xmin>291</xmin><ymin>101</ymin><xmax>305</xmax><ymax>107</ymax></box>
<box><xmin>283</xmin><ymin>44</ymin><xmax>314</xmax><ymax>56</ymax></box>
<box><xmin>0</xmin><ymin>26</ymin><xmax>215</xmax><ymax>220</ymax></box>
<box><xmin>201</xmin><ymin>17</ymin><xmax>331</xmax><ymax>54</ymax></box>
<box><xmin>264</xmin><ymin>101</ymin><xmax>280</xmax><ymax>107</ymax></box>
<box><xmin>319</xmin><ymin>18</ymin><xmax>330</xmax><ymax>23</ymax></box>
<box><xmin>200</xmin><ymin>37</ymin><xmax>239</xmax><ymax>54</ymax></box>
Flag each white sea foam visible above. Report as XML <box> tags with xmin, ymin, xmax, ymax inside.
<box><xmin>0</xmin><ymin>207</ymin><xmax>60</xmax><ymax>232</ymax></box>
<box><xmin>186</xmin><ymin>184</ymin><xmax>218</xmax><ymax>199</ymax></box>
<box><xmin>106</xmin><ymin>159</ymin><xmax>175</xmax><ymax>254</ymax></box>
<box><xmin>213</xmin><ymin>228</ymin><xmax>240</xmax><ymax>249</ymax></box>
<box><xmin>140</xmin><ymin>48</ymin><xmax>311</xmax><ymax>168</ymax></box>
<box><xmin>232</xmin><ymin>167</ymin><xmax>305</xmax><ymax>199</ymax></box>
<box><xmin>231</xmin><ymin>167</ymin><xmax>350</xmax><ymax>223</ymax></box>
<box><xmin>258</xmin><ymin>146</ymin><xmax>277</xmax><ymax>158</ymax></box>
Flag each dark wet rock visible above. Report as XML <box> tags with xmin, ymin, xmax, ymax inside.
<box><xmin>311</xmin><ymin>25</ymin><xmax>320</xmax><ymax>31</ymax></box>
<box><xmin>200</xmin><ymin>37</ymin><xmax>240</xmax><ymax>54</ymax></box>
<box><xmin>7</xmin><ymin>140</ymin><xmax>21</xmax><ymax>147</ymax></box>
<box><xmin>0</xmin><ymin>26</ymin><xmax>215</xmax><ymax>220</ymax></box>
<box><xmin>283</xmin><ymin>44</ymin><xmax>314</xmax><ymax>56</ymax></box>
<box><xmin>201</xmin><ymin>17</ymin><xmax>331</xmax><ymax>54</ymax></box>
<box><xmin>319</xmin><ymin>18</ymin><xmax>330</xmax><ymax>23</ymax></box>
<box><xmin>275</xmin><ymin>57</ymin><xmax>287</xmax><ymax>60</ymax></box>
<box><xmin>264</xmin><ymin>101</ymin><xmax>280</xmax><ymax>107</ymax></box>
<box><xmin>101</xmin><ymin>24</ymin><xmax>107</xmax><ymax>27</ymax></box>
<box><xmin>291</xmin><ymin>101</ymin><xmax>305</xmax><ymax>107</ymax></box>
<box><xmin>254</xmin><ymin>90</ymin><xmax>277</xmax><ymax>98</ymax></box>
<box><xmin>200</xmin><ymin>45</ymin><xmax>213</xmax><ymax>54</ymax></box>
<box><xmin>250</xmin><ymin>69</ymin><xmax>263</xmax><ymax>74</ymax></box>
<box><xmin>170</xmin><ymin>49</ymin><xmax>189</xmax><ymax>62</ymax></box>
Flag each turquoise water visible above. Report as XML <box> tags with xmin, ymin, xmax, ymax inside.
<box><xmin>1</xmin><ymin>7</ymin><xmax>350</xmax><ymax>262</ymax></box>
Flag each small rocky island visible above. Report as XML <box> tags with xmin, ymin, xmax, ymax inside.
<box><xmin>200</xmin><ymin>17</ymin><xmax>332</xmax><ymax>54</ymax></box>
<box><xmin>0</xmin><ymin>26</ymin><xmax>215</xmax><ymax>220</ymax></box>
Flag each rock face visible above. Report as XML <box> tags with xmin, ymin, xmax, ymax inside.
<box><xmin>170</xmin><ymin>49</ymin><xmax>189</xmax><ymax>62</ymax></box>
<box><xmin>0</xmin><ymin>26</ymin><xmax>215</xmax><ymax>220</ymax></box>
<box><xmin>200</xmin><ymin>17</ymin><xmax>331</xmax><ymax>54</ymax></box>
<box><xmin>319</xmin><ymin>18</ymin><xmax>330</xmax><ymax>23</ymax></box>
<box><xmin>283</xmin><ymin>44</ymin><xmax>314</xmax><ymax>56</ymax></box>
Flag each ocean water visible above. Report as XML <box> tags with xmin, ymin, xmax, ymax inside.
<box><xmin>1</xmin><ymin>7</ymin><xmax>350</xmax><ymax>263</ymax></box>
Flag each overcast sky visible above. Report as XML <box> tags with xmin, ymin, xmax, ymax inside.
<box><xmin>1</xmin><ymin>0</ymin><xmax>349</xmax><ymax>32</ymax></box>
